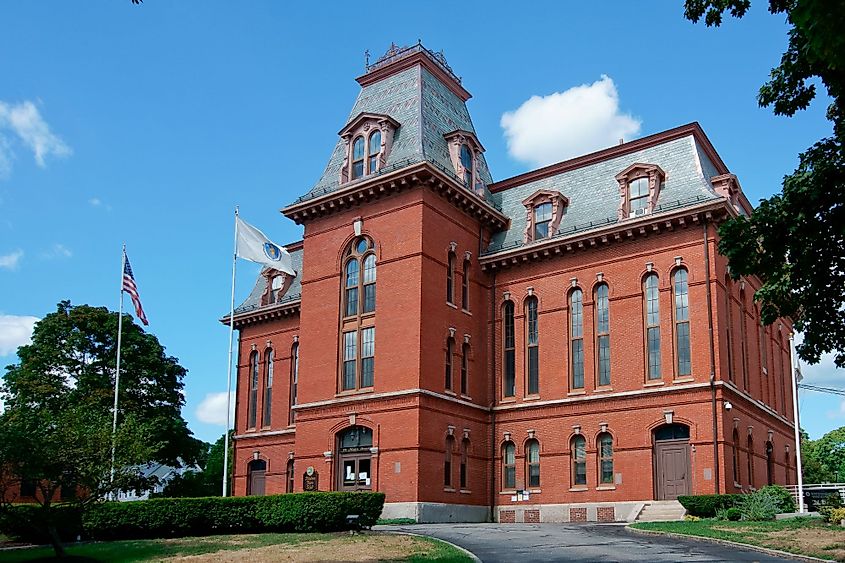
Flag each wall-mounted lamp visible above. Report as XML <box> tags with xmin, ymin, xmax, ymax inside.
<box><xmin>724</xmin><ymin>401</ymin><xmax>733</xmax><ymax>411</ymax></box>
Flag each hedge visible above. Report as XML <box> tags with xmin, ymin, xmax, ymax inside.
<box><xmin>0</xmin><ymin>504</ymin><xmax>82</xmax><ymax>544</ymax></box>
<box><xmin>678</xmin><ymin>494</ymin><xmax>745</xmax><ymax>517</ymax></box>
<box><xmin>1</xmin><ymin>492</ymin><xmax>385</xmax><ymax>543</ymax></box>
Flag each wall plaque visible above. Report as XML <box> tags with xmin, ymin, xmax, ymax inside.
<box><xmin>303</xmin><ymin>467</ymin><xmax>319</xmax><ymax>491</ymax></box>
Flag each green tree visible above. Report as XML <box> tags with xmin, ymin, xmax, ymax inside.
<box><xmin>684</xmin><ymin>0</ymin><xmax>845</xmax><ymax>367</ymax></box>
<box><xmin>154</xmin><ymin>431</ymin><xmax>233</xmax><ymax>498</ymax></box>
<box><xmin>810</xmin><ymin>426</ymin><xmax>845</xmax><ymax>481</ymax></box>
<box><xmin>799</xmin><ymin>428</ymin><xmax>836</xmax><ymax>483</ymax></box>
<box><xmin>0</xmin><ymin>301</ymin><xmax>202</xmax><ymax>556</ymax></box>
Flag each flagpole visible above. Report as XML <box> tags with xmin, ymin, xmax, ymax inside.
<box><xmin>110</xmin><ymin>243</ymin><xmax>126</xmax><ymax>498</ymax></box>
<box><xmin>789</xmin><ymin>334</ymin><xmax>805</xmax><ymax>512</ymax></box>
<box><xmin>223</xmin><ymin>208</ymin><xmax>239</xmax><ymax>497</ymax></box>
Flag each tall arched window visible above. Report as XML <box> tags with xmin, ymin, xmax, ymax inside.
<box><xmin>725</xmin><ymin>275</ymin><xmax>734</xmax><ymax>381</ymax></box>
<box><xmin>340</xmin><ymin>237</ymin><xmax>376</xmax><ymax>391</ymax></box>
<box><xmin>368</xmin><ymin>130</ymin><xmax>381</xmax><ymax>174</ymax></box>
<box><xmin>460</xmin><ymin>144</ymin><xmax>473</xmax><ymax>186</ymax></box>
<box><xmin>595</xmin><ymin>283</ymin><xmax>611</xmax><ymax>386</ymax></box>
<box><xmin>779</xmin><ymin>331</ymin><xmax>787</xmax><ymax>414</ymax></box>
<box><xmin>445</xmin><ymin>336</ymin><xmax>454</xmax><ymax>391</ymax></box>
<box><xmin>673</xmin><ymin>269</ymin><xmax>691</xmax><ymax>376</ymax></box>
<box><xmin>526</xmin><ymin>439</ymin><xmax>540</xmax><ymax>487</ymax></box>
<box><xmin>286</xmin><ymin>458</ymin><xmax>295</xmax><ymax>493</ymax></box>
<box><xmin>248</xmin><ymin>351</ymin><xmax>259</xmax><ymax>429</ymax></box>
<box><xmin>352</xmin><ymin>136</ymin><xmax>365</xmax><ymax>179</ymax></box>
<box><xmin>526</xmin><ymin>296</ymin><xmax>539</xmax><ymax>395</ymax></box>
<box><xmin>289</xmin><ymin>342</ymin><xmax>298</xmax><ymax>425</ymax></box>
<box><xmin>262</xmin><ymin>348</ymin><xmax>273</xmax><ymax>427</ymax></box>
<box><xmin>460</xmin><ymin>438</ymin><xmax>469</xmax><ymax>490</ymax></box>
<box><xmin>503</xmin><ymin>442</ymin><xmax>516</xmax><ymax>489</ymax></box>
<box><xmin>461</xmin><ymin>258</ymin><xmax>470</xmax><ymax>311</ymax></box>
<box><xmin>444</xmin><ymin>435</ymin><xmax>455</xmax><ymax>488</ymax></box>
<box><xmin>732</xmin><ymin>429</ymin><xmax>741</xmax><ymax>486</ymax></box>
<box><xmin>747</xmin><ymin>435</ymin><xmax>755</xmax><ymax>489</ymax></box>
<box><xmin>759</xmin><ymin>309</ymin><xmax>769</xmax><ymax>375</ymax></box>
<box><xmin>644</xmin><ymin>274</ymin><xmax>661</xmax><ymax>380</ymax></box>
<box><xmin>598</xmin><ymin>433</ymin><xmax>614</xmax><ymax>485</ymax></box>
<box><xmin>739</xmin><ymin>287</ymin><xmax>749</xmax><ymax>389</ymax></box>
<box><xmin>461</xmin><ymin>342</ymin><xmax>469</xmax><ymax>396</ymax></box>
<box><xmin>784</xmin><ymin>449</ymin><xmax>791</xmax><ymax>486</ymax></box>
<box><xmin>569</xmin><ymin>289</ymin><xmax>584</xmax><ymax>389</ymax></box>
<box><xmin>571</xmin><ymin>435</ymin><xmax>587</xmax><ymax>486</ymax></box>
<box><xmin>766</xmin><ymin>441</ymin><xmax>774</xmax><ymax>485</ymax></box>
<box><xmin>503</xmin><ymin>301</ymin><xmax>516</xmax><ymax>397</ymax></box>
<box><xmin>447</xmin><ymin>251</ymin><xmax>456</xmax><ymax>304</ymax></box>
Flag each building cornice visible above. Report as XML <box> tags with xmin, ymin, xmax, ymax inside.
<box><xmin>489</xmin><ymin>122</ymin><xmax>729</xmax><ymax>193</ymax></box>
<box><xmin>282</xmin><ymin>161</ymin><xmax>509</xmax><ymax>230</ymax></box>
<box><xmin>479</xmin><ymin>199</ymin><xmax>729</xmax><ymax>271</ymax></box>
<box><xmin>220</xmin><ymin>299</ymin><xmax>301</xmax><ymax>329</ymax></box>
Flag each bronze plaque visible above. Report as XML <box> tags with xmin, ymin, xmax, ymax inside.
<box><xmin>303</xmin><ymin>471</ymin><xmax>319</xmax><ymax>491</ymax></box>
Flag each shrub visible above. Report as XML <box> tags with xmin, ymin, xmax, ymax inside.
<box><xmin>0</xmin><ymin>504</ymin><xmax>83</xmax><ymax>543</ymax></box>
<box><xmin>678</xmin><ymin>494</ymin><xmax>744</xmax><ymax>517</ymax></box>
<box><xmin>758</xmin><ymin>484</ymin><xmax>797</xmax><ymax>513</ymax></box>
<box><xmin>818</xmin><ymin>492</ymin><xmax>843</xmax><ymax>523</ymax></box>
<box><xmin>715</xmin><ymin>507</ymin><xmax>742</xmax><ymax>521</ymax></box>
<box><xmin>828</xmin><ymin>507</ymin><xmax>845</xmax><ymax>526</ymax></box>
<box><xmin>683</xmin><ymin>514</ymin><xmax>701</xmax><ymax>522</ymax></box>
<box><xmin>739</xmin><ymin>488</ymin><xmax>779</xmax><ymax>521</ymax></box>
<box><xmin>83</xmin><ymin>492</ymin><xmax>385</xmax><ymax>541</ymax></box>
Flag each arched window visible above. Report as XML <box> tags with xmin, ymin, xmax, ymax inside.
<box><xmin>779</xmin><ymin>331</ymin><xmax>787</xmax><ymax>414</ymax></box>
<box><xmin>766</xmin><ymin>441</ymin><xmax>774</xmax><ymax>486</ymax></box>
<box><xmin>503</xmin><ymin>301</ymin><xmax>516</xmax><ymax>397</ymax></box>
<box><xmin>368</xmin><ymin>130</ymin><xmax>381</xmax><ymax>174</ymax></box>
<box><xmin>759</xmin><ymin>310</ymin><xmax>768</xmax><ymax>374</ymax></box>
<box><xmin>732</xmin><ymin>429</ymin><xmax>741</xmax><ymax>486</ymax></box>
<box><xmin>461</xmin><ymin>258</ymin><xmax>470</xmax><ymax>311</ymax></box>
<box><xmin>444</xmin><ymin>435</ymin><xmax>455</xmax><ymax>488</ymax></box>
<box><xmin>739</xmin><ymin>287</ymin><xmax>749</xmax><ymax>389</ymax></box>
<box><xmin>747</xmin><ymin>435</ymin><xmax>755</xmax><ymax>489</ymax></box>
<box><xmin>533</xmin><ymin>202</ymin><xmax>553</xmax><ymax>239</ymax></box>
<box><xmin>784</xmin><ymin>449</ymin><xmax>791</xmax><ymax>486</ymax></box>
<box><xmin>340</xmin><ymin>237</ymin><xmax>376</xmax><ymax>391</ymax></box>
<box><xmin>526</xmin><ymin>439</ymin><xmax>540</xmax><ymax>487</ymax></box>
<box><xmin>725</xmin><ymin>275</ymin><xmax>734</xmax><ymax>381</ymax></box>
<box><xmin>644</xmin><ymin>274</ymin><xmax>661</xmax><ymax>380</ymax></box>
<box><xmin>460</xmin><ymin>438</ymin><xmax>469</xmax><ymax>490</ymax></box>
<box><xmin>460</xmin><ymin>144</ymin><xmax>473</xmax><ymax>186</ymax></box>
<box><xmin>338</xmin><ymin>426</ymin><xmax>373</xmax><ymax>491</ymax></box>
<box><xmin>598</xmin><ymin>433</ymin><xmax>614</xmax><ymax>484</ymax></box>
<box><xmin>262</xmin><ymin>348</ymin><xmax>273</xmax><ymax>427</ymax></box>
<box><xmin>569</xmin><ymin>289</ymin><xmax>584</xmax><ymax>389</ymax></box>
<box><xmin>447</xmin><ymin>250</ymin><xmax>456</xmax><ymax>304</ymax></box>
<box><xmin>503</xmin><ymin>442</ymin><xmax>516</xmax><ymax>489</ymax></box>
<box><xmin>248</xmin><ymin>351</ymin><xmax>259</xmax><ymax>429</ymax></box>
<box><xmin>526</xmin><ymin>296</ymin><xmax>539</xmax><ymax>395</ymax></box>
<box><xmin>445</xmin><ymin>336</ymin><xmax>454</xmax><ymax>391</ymax></box>
<box><xmin>352</xmin><ymin>136</ymin><xmax>365</xmax><ymax>179</ymax></box>
<box><xmin>286</xmin><ymin>458</ymin><xmax>295</xmax><ymax>493</ymax></box>
<box><xmin>571</xmin><ymin>435</ymin><xmax>587</xmax><ymax>486</ymax></box>
<box><xmin>247</xmin><ymin>459</ymin><xmax>266</xmax><ymax>496</ymax></box>
<box><xmin>461</xmin><ymin>342</ymin><xmax>470</xmax><ymax>396</ymax></box>
<box><xmin>628</xmin><ymin>177</ymin><xmax>649</xmax><ymax>214</ymax></box>
<box><xmin>673</xmin><ymin>269</ymin><xmax>691</xmax><ymax>376</ymax></box>
<box><xmin>595</xmin><ymin>283</ymin><xmax>611</xmax><ymax>386</ymax></box>
<box><xmin>289</xmin><ymin>342</ymin><xmax>299</xmax><ymax>425</ymax></box>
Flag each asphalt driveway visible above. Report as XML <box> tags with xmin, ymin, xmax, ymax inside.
<box><xmin>386</xmin><ymin>523</ymin><xmax>797</xmax><ymax>562</ymax></box>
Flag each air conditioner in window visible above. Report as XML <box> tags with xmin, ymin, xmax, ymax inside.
<box><xmin>629</xmin><ymin>207</ymin><xmax>649</xmax><ymax>218</ymax></box>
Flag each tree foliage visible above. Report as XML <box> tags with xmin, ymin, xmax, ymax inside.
<box><xmin>800</xmin><ymin>427</ymin><xmax>844</xmax><ymax>482</ymax></box>
<box><xmin>685</xmin><ymin>0</ymin><xmax>845</xmax><ymax>367</ymax></box>
<box><xmin>153</xmin><ymin>432</ymin><xmax>233</xmax><ymax>498</ymax></box>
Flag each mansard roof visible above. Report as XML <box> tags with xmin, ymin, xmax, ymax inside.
<box><xmin>288</xmin><ymin>44</ymin><xmax>495</xmax><ymax>209</ymax></box>
<box><xmin>484</xmin><ymin>123</ymin><xmax>729</xmax><ymax>254</ymax></box>
<box><xmin>232</xmin><ymin>243</ymin><xmax>303</xmax><ymax>317</ymax></box>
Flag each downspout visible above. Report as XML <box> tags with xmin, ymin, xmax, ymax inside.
<box><xmin>704</xmin><ymin>219</ymin><xmax>721</xmax><ymax>494</ymax></box>
<box><xmin>489</xmin><ymin>269</ymin><xmax>497</xmax><ymax>523</ymax></box>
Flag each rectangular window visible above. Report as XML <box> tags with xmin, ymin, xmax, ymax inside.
<box><xmin>345</xmin><ymin>287</ymin><xmax>358</xmax><ymax>317</ymax></box>
<box><xmin>644</xmin><ymin>274</ymin><xmax>661</xmax><ymax>380</ymax></box>
<box><xmin>674</xmin><ymin>270</ymin><xmax>692</xmax><ymax>376</ymax></box>
<box><xmin>342</xmin><ymin>331</ymin><xmax>357</xmax><ymax>390</ymax></box>
<box><xmin>504</xmin><ymin>302</ymin><xmax>516</xmax><ymax>397</ymax></box>
<box><xmin>533</xmin><ymin>202</ymin><xmax>553</xmax><ymax>239</ymax></box>
<box><xmin>647</xmin><ymin>327</ymin><xmax>661</xmax><ymax>379</ymax></box>
<box><xmin>597</xmin><ymin>335</ymin><xmax>611</xmax><ymax>386</ymax></box>
<box><xmin>361</xmin><ymin>327</ymin><xmax>375</xmax><ymax>388</ymax></box>
<box><xmin>363</xmin><ymin>256</ymin><xmax>376</xmax><ymax>313</ymax></box>
<box><xmin>571</xmin><ymin>340</ymin><xmax>584</xmax><ymax>389</ymax></box>
<box><xmin>503</xmin><ymin>445</ymin><xmax>516</xmax><ymax>489</ymax></box>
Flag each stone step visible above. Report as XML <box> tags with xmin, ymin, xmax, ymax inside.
<box><xmin>635</xmin><ymin>500</ymin><xmax>686</xmax><ymax>522</ymax></box>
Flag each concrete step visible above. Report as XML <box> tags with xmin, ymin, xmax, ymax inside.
<box><xmin>636</xmin><ymin>500</ymin><xmax>686</xmax><ymax>522</ymax></box>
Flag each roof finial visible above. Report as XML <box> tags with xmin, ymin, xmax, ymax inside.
<box><xmin>364</xmin><ymin>49</ymin><xmax>370</xmax><ymax>70</ymax></box>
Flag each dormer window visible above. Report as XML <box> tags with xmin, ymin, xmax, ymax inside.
<box><xmin>522</xmin><ymin>190</ymin><xmax>569</xmax><ymax>243</ymax></box>
<box><xmin>271</xmin><ymin>274</ymin><xmax>285</xmax><ymax>302</ymax></box>
<box><xmin>615</xmin><ymin>163</ymin><xmax>666</xmax><ymax>220</ymax></box>
<box><xmin>262</xmin><ymin>270</ymin><xmax>292</xmax><ymax>305</ymax></box>
<box><xmin>339</xmin><ymin>113</ymin><xmax>399</xmax><ymax>185</ymax></box>
<box><xmin>460</xmin><ymin>144</ymin><xmax>473</xmax><ymax>186</ymax></box>
<box><xmin>445</xmin><ymin>130</ymin><xmax>485</xmax><ymax>194</ymax></box>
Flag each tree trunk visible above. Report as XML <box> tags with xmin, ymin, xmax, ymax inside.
<box><xmin>47</xmin><ymin>520</ymin><xmax>66</xmax><ymax>558</ymax></box>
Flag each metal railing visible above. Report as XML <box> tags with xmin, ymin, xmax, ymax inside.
<box><xmin>366</xmin><ymin>42</ymin><xmax>460</xmax><ymax>83</ymax></box>
<box><xmin>785</xmin><ymin>483</ymin><xmax>845</xmax><ymax>510</ymax></box>
<box><xmin>233</xmin><ymin>292</ymin><xmax>302</xmax><ymax>316</ymax></box>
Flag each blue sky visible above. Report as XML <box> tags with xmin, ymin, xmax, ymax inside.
<box><xmin>0</xmin><ymin>1</ymin><xmax>841</xmax><ymax>443</ymax></box>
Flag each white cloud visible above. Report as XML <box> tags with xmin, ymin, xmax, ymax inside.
<box><xmin>0</xmin><ymin>249</ymin><xmax>23</xmax><ymax>270</ymax></box>
<box><xmin>0</xmin><ymin>100</ymin><xmax>71</xmax><ymax>176</ymax></box>
<box><xmin>0</xmin><ymin>314</ymin><xmax>39</xmax><ymax>356</ymax></box>
<box><xmin>196</xmin><ymin>391</ymin><xmax>235</xmax><ymax>426</ymax></box>
<box><xmin>41</xmin><ymin>243</ymin><xmax>72</xmax><ymax>260</ymax></box>
<box><xmin>89</xmin><ymin>197</ymin><xmax>101</xmax><ymax>206</ymax></box>
<box><xmin>501</xmin><ymin>75</ymin><xmax>641</xmax><ymax>167</ymax></box>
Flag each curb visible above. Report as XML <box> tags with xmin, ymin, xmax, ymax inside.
<box><xmin>378</xmin><ymin>529</ymin><xmax>482</xmax><ymax>563</ymax></box>
<box><xmin>626</xmin><ymin>525</ymin><xmax>834</xmax><ymax>562</ymax></box>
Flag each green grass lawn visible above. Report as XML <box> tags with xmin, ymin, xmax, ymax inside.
<box><xmin>631</xmin><ymin>517</ymin><xmax>845</xmax><ymax>561</ymax></box>
<box><xmin>0</xmin><ymin>531</ymin><xmax>472</xmax><ymax>562</ymax></box>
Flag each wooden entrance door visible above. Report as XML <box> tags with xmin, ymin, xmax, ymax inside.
<box><xmin>654</xmin><ymin>441</ymin><xmax>691</xmax><ymax>500</ymax></box>
<box><xmin>248</xmin><ymin>460</ymin><xmax>266</xmax><ymax>496</ymax></box>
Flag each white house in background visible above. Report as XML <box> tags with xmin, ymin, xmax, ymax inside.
<box><xmin>116</xmin><ymin>461</ymin><xmax>200</xmax><ymax>502</ymax></box>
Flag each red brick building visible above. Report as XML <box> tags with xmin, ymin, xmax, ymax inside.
<box><xmin>227</xmin><ymin>44</ymin><xmax>797</xmax><ymax>523</ymax></box>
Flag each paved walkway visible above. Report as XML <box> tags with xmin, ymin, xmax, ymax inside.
<box><xmin>386</xmin><ymin>523</ymin><xmax>797</xmax><ymax>562</ymax></box>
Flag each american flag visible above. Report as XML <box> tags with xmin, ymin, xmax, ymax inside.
<box><xmin>123</xmin><ymin>253</ymin><xmax>148</xmax><ymax>326</ymax></box>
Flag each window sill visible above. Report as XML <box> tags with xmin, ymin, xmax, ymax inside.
<box><xmin>569</xmin><ymin>486</ymin><xmax>588</xmax><ymax>492</ymax></box>
<box><xmin>567</xmin><ymin>390</ymin><xmax>586</xmax><ymax>396</ymax></box>
<box><xmin>593</xmin><ymin>387</ymin><xmax>613</xmax><ymax>393</ymax></box>
<box><xmin>459</xmin><ymin>489</ymin><xmax>472</xmax><ymax>494</ymax></box>
<box><xmin>596</xmin><ymin>485</ymin><xmax>616</xmax><ymax>491</ymax></box>
<box><xmin>461</xmin><ymin>308</ymin><xmax>472</xmax><ymax>316</ymax></box>
<box><xmin>500</xmin><ymin>396</ymin><xmax>517</xmax><ymax>403</ymax></box>
<box><xmin>643</xmin><ymin>380</ymin><xmax>665</xmax><ymax>387</ymax></box>
<box><xmin>446</xmin><ymin>302</ymin><xmax>458</xmax><ymax>310</ymax></box>
<box><xmin>528</xmin><ymin>488</ymin><xmax>541</xmax><ymax>494</ymax></box>
<box><xmin>460</xmin><ymin>395</ymin><xmax>473</xmax><ymax>401</ymax></box>
<box><xmin>499</xmin><ymin>489</ymin><xmax>518</xmax><ymax>495</ymax></box>
<box><xmin>444</xmin><ymin>487</ymin><xmax>456</xmax><ymax>493</ymax></box>
<box><xmin>523</xmin><ymin>395</ymin><xmax>541</xmax><ymax>401</ymax></box>
<box><xmin>444</xmin><ymin>389</ymin><xmax>457</xmax><ymax>396</ymax></box>
<box><xmin>335</xmin><ymin>388</ymin><xmax>374</xmax><ymax>398</ymax></box>
<box><xmin>673</xmin><ymin>377</ymin><xmax>695</xmax><ymax>384</ymax></box>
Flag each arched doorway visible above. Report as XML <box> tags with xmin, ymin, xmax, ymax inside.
<box><xmin>766</xmin><ymin>441</ymin><xmax>774</xmax><ymax>485</ymax></box>
<box><xmin>653</xmin><ymin>423</ymin><xmax>691</xmax><ymax>500</ymax></box>
<box><xmin>247</xmin><ymin>459</ymin><xmax>266</xmax><ymax>496</ymax></box>
<box><xmin>337</xmin><ymin>426</ymin><xmax>373</xmax><ymax>491</ymax></box>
